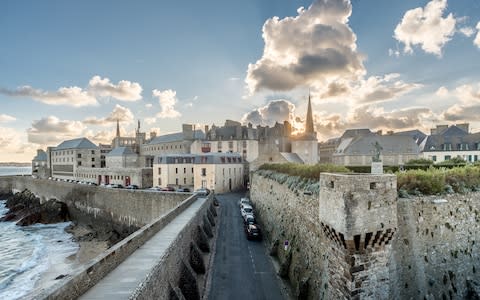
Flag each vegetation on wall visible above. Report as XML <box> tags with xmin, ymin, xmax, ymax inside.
<box><xmin>257</xmin><ymin>162</ymin><xmax>480</xmax><ymax>198</ymax></box>
<box><xmin>397</xmin><ymin>165</ymin><xmax>480</xmax><ymax>197</ymax></box>
<box><xmin>258</xmin><ymin>163</ymin><xmax>350</xmax><ymax>180</ymax></box>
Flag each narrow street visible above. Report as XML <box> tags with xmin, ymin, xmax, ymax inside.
<box><xmin>208</xmin><ymin>192</ymin><xmax>286</xmax><ymax>300</ymax></box>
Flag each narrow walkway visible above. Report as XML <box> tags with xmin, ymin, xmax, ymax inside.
<box><xmin>79</xmin><ymin>197</ymin><xmax>207</xmax><ymax>300</ymax></box>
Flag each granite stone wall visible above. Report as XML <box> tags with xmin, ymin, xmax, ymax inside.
<box><xmin>0</xmin><ymin>176</ymin><xmax>187</xmax><ymax>228</ymax></box>
<box><xmin>250</xmin><ymin>172</ymin><xmax>480</xmax><ymax>299</ymax></box>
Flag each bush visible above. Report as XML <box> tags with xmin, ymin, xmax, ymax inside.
<box><xmin>397</xmin><ymin>165</ymin><xmax>480</xmax><ymax>195</ymax></box>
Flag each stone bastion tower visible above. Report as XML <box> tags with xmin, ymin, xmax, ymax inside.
<box><xmin>318</xmin><ymin>173</ymin><xmax>397</xmax><ymax>299</ymax></box>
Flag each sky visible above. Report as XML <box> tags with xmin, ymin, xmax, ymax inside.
<box><xmin>1</xmin><ymin>0</ymin><xmax>480</xmax><ymax>162</ymax></box>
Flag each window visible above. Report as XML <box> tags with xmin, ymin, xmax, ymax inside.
<box><xmin>183</xmin><ymin>178</ymin><xmax>187</xmax><ymax>184</ymax></box>
<box><xmin>201</xmin><ymin>168</ymin><xmax>206</xmax><ymax>176</ymax></box>
<box><xmin>158</xmin><ymin>168</ymin><xmax>161</xmax><ymax>175</ymax></box>
<box><xmin>158</xmin><ymin>178</ymin><xmax>162</xmax><ymax>185</ymax></box>
<box><xmin>243</xmin><ymin>141</ymin><xmax>247</xmax><ymax>148</ymax></box>
<box><xmin>92</xmin><ymin>164</ymin><xmax>95</xmax><ymax>168</ymax></box>
<box><xmin>228</xmin><ymin>141</ymin><xmax>233</xmax><ymax>149</ymax></box>
<box><xmin>445</xmin><ymin>155</ymin><xmax>451</xmax><ymax>161</ymax></box>
<box><xmin>77</xmin><ymin>153</ymin><xmax>82</xmax><ymax>158</ymax></box>
<box><xmin>175</xmin><ymin>168</ymin><xmax>178</xmax><ymax>174</ymax></box>
<box><xmin>432</xmin><ymin>155</ymin><xmax>437</xmax><ymax>162</ymax></box>
<box><xmin>442</xmin><ymin>143</ymin><xmax>452</xmax><ymax>151</ymax></box>
<box><xmin>92</xmin><ymin>157</ymin><xmax>95</xmax><ymax>162</ymax></box>
<box><xmin>218</xmin><ymin>141</ymin><xmax>222</xmax><ymax>149</ymax></box>
<box><xmin>475</xmin><ymin>155</ymin><xmax>478</xmax><ymax>162</ymax></box>
<box><xmin>91</xmin><ymin>150</ymin><xmax>95</xmax><ymax>155</ymax></box>
<box><xmin>191</xmin><ymin>168</ymin><xmax>194</xmax><ymax>173</ymax></box>
<box><xmin>175</xmin><ymin>178</ymin><xmax>179</xmax><ymax>185</ymax></box>
<box><xmin>78</xmin><ymin>161</ymin><xmax>82</xmax><ymax>166</ymax></box>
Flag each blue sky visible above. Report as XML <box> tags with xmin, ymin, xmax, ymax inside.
<box><xmin>1</xmin><ymin>0</ymin><xmax>480</xmax><ymax>161</ymax></box>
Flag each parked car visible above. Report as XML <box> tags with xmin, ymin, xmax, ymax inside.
<box><xmin>194</xmin><ymin>188</ymin><xmax>210</xmax><ymax>196</ymax></box>
<box><xmin>239</xmin><ymin>197</ymin><xmax>251</xmax><ymax>209</ymax></box>
<box><xmin>245</xmin><ymin>224</ymin><xmax>262</xmax><ymax>240</ymax></box>
<box><xmin>126</xmin><ymin>184</ymin><xmax>139</xmax><ymax>190</ymax></box>
<box><xmin>148</xmin><ymin>186</ymin><xmax>161</xmax><ymax>191</ymax></box>
<box><xmin>243</xmin><ymin>214</ymin><xmax>256</xmax><ymax>226</ymax></box>
<box><xmin>241</xmin><ymin>205</ymin><xmax>254</xmax><ymax>220</ymax></box>
<box><xmin>162</xmin><ymin>186</ymin><xmax>175</xmax><ymax>192</ymax></box>
<box><xmin>176</xmin><ymin>187</ymin><xmax>190</xmax><ymax>192</ymax></box>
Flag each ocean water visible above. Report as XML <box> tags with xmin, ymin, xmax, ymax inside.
<box><xmin>0</xmin><ymin>166</ymin><xmax>32</xmax><ymax>176</ymax></box>
<box><xmin>0</xmin><ymin>200</ymin><xmax>79</xmax><ymax>299</ymax></box>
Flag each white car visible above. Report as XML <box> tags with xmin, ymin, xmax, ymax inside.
<box><xmin>241</xmin><ymin>205</ymin><xmax>254</xmax><ymax>220</ymax></box>
<box><xmin>239</xmin><ymin>197</ymin><xmax>251</xmax><ymax>209</ymax></box>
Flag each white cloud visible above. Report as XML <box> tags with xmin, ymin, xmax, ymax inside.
<box><xmin>144</xmin><ymin>117</ymin><xmax>156</xmax><ymax>125</ymax></box>
<box><xmin>474</xmin><ymin>22</ymin><xmax>480</xmax><ymax>48</ymax></box>
<box><xmin>153</xmin><ymin>89</ymin><xmax>181</xmax><ymax>119</ymax></box>
<box><xmin>394</xmin><ymin>0</ymin><xmax>456</xmax><ymax>56</ymax></box>
<box><xmin>85</xmin><ymin>130</ymin><xmax>116</xmax><ymax>146</ymax></box>
<box><xmin>0</xmin><ymin>75</ymin><xmax>143</xmax><ymax>107</ymax></box>
<box><xmin>0</xmin><ymin>85</ymin><xmax>98</xmax><ymax>107</ymax></box>
<box><xmin>241</xmin><ymin>99</ymin><xmax>299</xmax><ymax>127</ymax></box>
<box><xmin>388</xmin><ymin>48</ymin><xmax>400</xmax><ymax>58</ymax></box>
<box><xmin>459</xmin><ymin>27</ymin><xmax>475</xmax><ymax>37</ymax></box>
<box><xmin>88</xmin><ymin>75</ymin><xmax>142</xmax><ymax>101</ymax></box>
<box><xmin>0</xmin><ymin>114</ymin><xmax>16</xmax><ymax>123</ymax></box>
<box><xmin>436</xmin><ymin>86</ymin><xmax>449</xmax><ymax>97</ymax></box>
<box><xmin>245</xmin><ymin>0</ymin><xmax>365</xmax><ymax>94</ymax></box>
<box><xmin>0</xmin><ymin>127</ymin><xmax>37</xmax><ymax>162</ymax></box>
<box><xmin>83</xmin><ymin>104</ymin><xmax>134</xmax><ymax>126</ymax></box>
<box><xmin>27</xmin><ymin>116</ymin><xmax>86</xmax><ymax>145</ymax></box>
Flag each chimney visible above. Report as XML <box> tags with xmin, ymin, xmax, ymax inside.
<box><xmin>456</xmin><ymin>123</ymin><xmax>469</xmax><ymax>133</ymax></box>
<box><xmin>376</xmin><ymin>130</ymin><xmax>383</xmax><ymax>135</ymax></box>
<box><xmin>150</xmin><ymin>131</ymin><xmax>157</xmax><ymax>139</ymax></box>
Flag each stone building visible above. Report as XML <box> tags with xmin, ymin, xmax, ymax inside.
<box><xmin>32</xmin><ymin>149</ymin><xmax>48</xmax><ymax>177</ymax></box>
<box><xmin>421</xmin><ymin>123</ymin><xmax>480</xmax><ymax>163</ymax></box>
<box><xmin>153</xmin><ymin>153</ymin><xmax>244</xmax><ymax>193</ymax></box>
<box><xmin>48</xmin><ymin>138</ymin><xmax>101</xmax><ymax>180</ymax></box>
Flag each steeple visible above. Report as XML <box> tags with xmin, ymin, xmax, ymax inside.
<box><xmin>116</xmin><ymin>119</ymin><xmax>120</xmax><ymax>137</ymax></box>
<box><xmin>305</xmin><ymin>93</ymin><xmax>314</xmax><ymax>134</ymax></box>
<box><xmin>137</xmin><ymin>120</ymin><xmax>140</xmax><ymax>133</ymax></box>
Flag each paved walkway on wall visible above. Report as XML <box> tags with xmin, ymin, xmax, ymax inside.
<box><xmin>79</xmin><ymin>196</ymin><xmax>207</xmax><ymax>300</ymax></box>
<box><xmin>208</xmin><ymin>192</ymin><xmax>286</xmax><ymax>300</ymax></box>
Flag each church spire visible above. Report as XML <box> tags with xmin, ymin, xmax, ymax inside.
<box><xmin>305</xmin><ymin>92</ymin><xmax>314</xmax><ymax>134</ymax></box>
<box><xmin>116</xmin><ymin>119</ymin><xmax>120</xmax><ymax>137</ymax></box>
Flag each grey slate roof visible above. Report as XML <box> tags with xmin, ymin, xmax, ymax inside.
<box><xmin>106</xmin><ymin>147</ymin><xmax>136</xmax><ymax>157</ymax></box>
<box><xmin>335</xmin><ymin>135</ymin><xmax>420</xmax><ymax>156</ymax></box>
<box><xmin>56</xmin><ymin>138</ymin><xmax>98</xmax><ymax>150</ymax></box>
<box><xmin>422</xmin><ymin>126</ymin><xmax>480</xmax><ymax>152</ymax></box>
<box><xmin>149</xmin><ymin>130</ymin><xmax>205</xmax><ymax>144</ymax></box>
<box><xmin>33</xmin><ymin>151</ymin><xmax>47</xmax><ymax>161</ymax></box>
<box><xmin>393</xmin><ymin>130</ymin><xmax>427</xmax><ymax>145</ymax></box>
<box><xmin>280</xmin><ymin>152</ymin><xmax>304</xmax><ymax>164</ymax></box>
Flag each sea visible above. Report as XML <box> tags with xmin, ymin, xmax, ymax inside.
<box><xmin>0</xmin><ymin>166</ymin><xmax>79</xmax><ymax>299</ymax></box>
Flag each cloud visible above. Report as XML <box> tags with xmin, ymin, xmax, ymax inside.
<box><xmin>442</xmin><ymin>104</ymin><xmax>480</xmax><ymax>121</ymax></box>
<box><xmin>388</xmin><ymin>48</ymin><xmax>400</xmax><ymax>58</ymax></box>
<box><xmin>0</xmin><ymin>86</ymin><xmax>97</xmax><ymax>107</ymax></box>
<box><xmin>27</xmin><ymin>116</ymin><xmax>86</xmax><ymax>145</ymax></box>
<box><xmin>83</xmin><ymin>104</ymin><xmax>134</xmax><ymax>126</ymax></box>
<box><xmin>394</xmin><ymin>0</ymin><xmax>456</xmax><ymax>56</ymax></box>
<box><xmin>144</xmin><ymin>117</ymin><xmax>156</xmax><ymax>125</ymax></box>
<box><xmin>436</xmin><ymin>86</ymin><xmax>449</xmax><ymax>97</ymax></box>
<box><xmin>85</xmin><ymin>130</ymin><xmax>116</xmax><ymax>145</ymax></box>
<box><xmin>313</xmin><ymin>73</ymin><xmax>421</xmax><ymax>104</ymax></box>
<box><xmin>0</xmin><ymin>75</ymin><xmax>143</xmax><ymax>107</ymax></box>
<box><xmin>475</xmin><ymin>22</ymin><xmax>480</xmax><ymax>48</ymax></box>
<box><xmin>241</xmin><ymin>99</ymin><xmax>298</xmax><ymax>127</ymax></box>
<box><xmin>145</xmin><ymin>103</ymin><xmax>153</xmax><ymax>108</ymax></box>
<box><xmin>353</xmin><ymin>74</ymin><xmax>422</xmax><ymax>104</ymax></box>
<box><xmin>459</xmin><ymin>27</ymin><xmax>475</xmax><ymax>37</ymax></box>
<box><xmin>0</xmin><ymin>114</ymin><xmax>16</xmax><ymax>123</ymax></box>
<box><xmin>245</xmin><ymin>0</ymin><xmax>365</xmax><ymax>94</ymax></box>
<box><xmin>88</xmin><ymin>75</ymin><xmax>142</xmax><ymax>101</ymax></box>
<box><xmin>0</xmin><ymin>127</ymin><xmax>37</xmax><ymax>162</ymax></box>
<box><xmin>153</xmin><ymin>89</ymin><xmax>181</xmax><ymax>118</ymax></box>
<box><xmin>315</xmin><ymin>106</ymin><xmax>434</xmax><ymax>139</ymax></box>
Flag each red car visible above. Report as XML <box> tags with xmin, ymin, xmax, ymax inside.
<box><xmin>161</xmin><ymin>186</ymin><xmax>175</xmax><ymax>192</ymax></box>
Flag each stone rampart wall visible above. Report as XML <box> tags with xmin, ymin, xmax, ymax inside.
<box><xmin>250</xmin><ymin>172</ymin><xmax>480</xmax><ymax>299</ymax></box>
<box><xmin>0</xmin><ymin>176</ymin><xmax>188</xmax><ymax>227</ymax></box>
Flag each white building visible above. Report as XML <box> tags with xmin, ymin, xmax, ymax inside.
<box><xmin>153</xmin><ymin>153</ymin><xmax>245</xmax><ymax>193</ymax></box>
